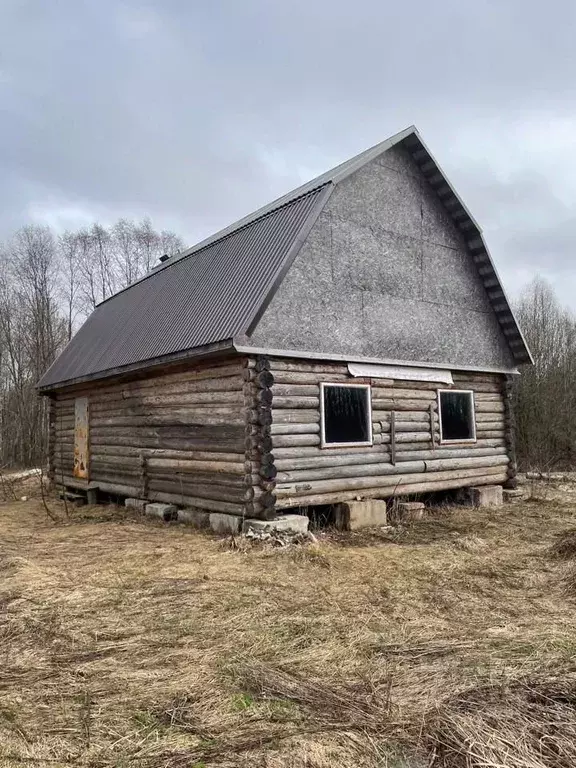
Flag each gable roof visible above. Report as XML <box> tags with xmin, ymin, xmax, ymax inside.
<box><xmin>39</xmin><ymin>126</ymin><xmax>532</xmax><ymax>391</ymax></box>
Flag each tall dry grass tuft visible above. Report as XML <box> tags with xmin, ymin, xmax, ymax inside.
<box><xmin>549</xmin><ymin>528</ymin><xmax>576</xmax><ymax>559</ymax></box>
<box><xmin>427</xmin><ymin>673</ymin><xmax>576</xmax><ymax>768</ymax></box>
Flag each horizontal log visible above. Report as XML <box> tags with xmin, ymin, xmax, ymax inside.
<box><xmin>276</xmin><ymin>455</ymin><xmax>508</xmax><ymax>485</ymax></box>
<box><xmin>150</xmin><ymin>471</ymin><xmax>251</xmax><ymax>488</ymax></box>
<box><xmin>146</xmin><ymin>458</ymin><xmax>246</xmax><ymax>475</ymax></box>
<box><xmin>275</xmin><ymin>451</ymin><xmax>399</xmax><ymax>472</ymax></box>
<box><xmin>371</xmin><ymin>388</ymin><xmax>436</xmax><ymax>400</ymax></box>
<box><xmin>272</xmin><ymin>434</ymin><xmax>321</xmax><ymax>448</ymax></box>
<box><xmin>395</xmin><ymin>447</ymin><xmax>507</xmax><ymax>462</ymax></box>
<box><xmin>272</xmin><ymin>384</ymin><xmax>319</xmax><ymax>397</ymax></box>
<box><xmin>54</xmin><ymin>406</ymin><xmax>74</xmax><ymax>416</ymax></box>
<box><xmin>395</xmin><ymin>422</ymin><xmax>437</xmax><ymax>434</ymax></box>
<box><xmin>273</xmin><ymin>444</ymin><xmax>390</xmax><ymax>459</ymax></box>
<box><xmin>387</xmin><ymin>380</ymin><xmax>443</xmax><ymax>391</ymax></box>
<box><xmin>277</xmin><ymin>461</ymin><xmax>424</xmax><ymax>484</ymax></box>
<box><xmin>475</xmin><ymin>422</ymin><xmax>504</xmax><ymax>432</ymax></box>
<box><xmin>377</xmin><ymin>412</ymin><xmax>430</xmax><ymax>424</ymax></box>
<box><xmin>474</xmin><ymin>430</ymin><xmax>505</xmax><ymax>439</ymax></box>
<box><xmin>148</xmin><ymin>480</ymin><xmax>250</xmax><ymax>504</ymax></box>
<box><xmin>452</xmin><ymin>372</ymin><xmax>501</xmax><ymax>383</ymax></box>
<box><xmin>89</xmin><ymin>391</ymin><xmax>245</xmax><ymax>412</ymax></box>
<box><xmin>88</xmin><ymin>454</ymin><xmax>145</xmax><ymax>467</ymax></box>
<box><xmin>151</xmin><ymin>480</ymin><xmax>274</xmax><ymax>506</ymax></box>
<box><xmin>271</xmin><ymin>410</ymin><xmax>319</xmax><ymax>424</ymax></box>
<box><xmin>426</xmin><ymin>455</ymin><xmax>508</xmax><ymax>471</ymax></box>
<box><xmin>93</xmin><ymin>412</ymin><xmax>246</xmax><ymax>428</ymax></box>
<box><xmin>276</xmin><ymin>471</ymin><xmax>507</xmax><ymax>508</ymax></box>
<box><xmin>269</xmin><ymin>360</ymin><xmax>348</xmax><ymax>374</ymax></box>
<box><xmin>275</xmin><ymin>466</ymin><xmax>508</xmax><ymax>499</ymax></box>
<box><xmin>475</xmin><ymin>412</ymin><xmax>505</xmax><ymax>424</ymax></box>
<box><xmin>273</xmin><ymin>396</ymin><xmax>320</xmax><ymax>409</ymax></box>
<box><xmin>55</xmin><ymin>416</ymin><xmax>74</xmax><ymax>426</ymax></box>
<box><xmin>54</xmin><ymin>434</ymin><xmax>74</xmax><ymax>443</ymax></box>
<box><xmin>474</xmin><ymin>402</ymin><xmax>505</xmax><ymax>414</ymax></box>
<box><xmin>89</xmin><ymin>422</ymin><xmax>245</xmax><ymax>437</ymax></box>
<box><xmin>57</xmin><ymin>474</ymin><xmax>139</xmax><ymax>497</ymax></box>
<box><xmin>89</xmin><ymin>438</ymin><xmax>246</xmax><ymax>454</ymax></box>
<box><xmin>373</xmin><ymin>401</ymin><xmax>435</xmax><ymax>414</ymax></box>
<box><xmin>85</xmin><ymin>446</ymin><xmax>246</xmax><ymax>462</ymax></box>
<box><xmin>270</xmin><ymin>423</ymin><xmax>320</xmax><ymax>435</ymax></box>
<box><xmin>463</xmin><ymin>382</ymin><xmax>502</xmax><ymax>393</ymax></box>
<box><xmin>148</xmin><ymin>490</ymin><xmax>251</xmax><ymax>517</ymax></box>
<box><xmin>271</xmin><ymin>372</ymin><xmax>350</xmax><ymax>386</ymax></box>
<box><xmin>87</xmin><ymin>377</ymin><xmax>246</xmax><ymax>400</ymax></box>
<box><xmin>90</xmin><ymin>463</ymin><xmax>141</xmax><ymax>477</ymax></box>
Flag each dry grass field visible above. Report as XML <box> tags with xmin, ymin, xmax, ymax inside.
<box><xmin>2</xmin><ymin>475</ymin><xmax>576</xmax><ymax>767</ymax></box>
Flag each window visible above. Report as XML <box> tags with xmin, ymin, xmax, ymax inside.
<box><xmin>320</xmin><ymin>383</ymin><xmax>372</xmax><ymax>448</ymax></box>
<box><xmin>438</xmin><ymin>390</ymin><xmax>476</xmax><ymax>443</ymax></box>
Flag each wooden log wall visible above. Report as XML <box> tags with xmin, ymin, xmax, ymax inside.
<box><xmin>265</xmin><ymin>358</ymin><xmax>511</xmax><ymax>509</ymax></box>
<box><xmin>502</xmin><ymin>375</ymin><xmax>518</xmax><ymax>489</ymax></box>
<box><xmin>51</xmin><ymin>358</ymin><xmax>272</xmax><ymax>519</ymax></box>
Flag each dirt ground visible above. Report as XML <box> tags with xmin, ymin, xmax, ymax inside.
<box><xmin>1</xmin><ymin>475</ymin><xmax>576</xmax><ymax>767</ymax></box>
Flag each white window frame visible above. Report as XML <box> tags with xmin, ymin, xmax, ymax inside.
<box><xmin>320</xmin><ymin>382</ymin><xmax>373</xmax><ymax>449</ymax></box>
<box><xmin>437</xmin><ymin>389</ymin><xmax>477</xmax><ymax>444</ymax></box>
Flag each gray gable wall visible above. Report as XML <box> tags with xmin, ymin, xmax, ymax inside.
<box><xmin>244</xmin><ymin>146</ymin><xmax>515</xmax><ymax>370</ymax></box>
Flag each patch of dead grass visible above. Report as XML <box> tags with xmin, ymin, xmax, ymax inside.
<box><xmin>1</xmin><ymin>481</ymin><xmax>576</xmax><ymax>765</ymax></box>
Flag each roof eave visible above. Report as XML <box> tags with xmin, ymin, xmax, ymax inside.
<box><xmin>38</xmin><ymin>338</ymin><xmax>238</xmax><ymax>394</ymax></box>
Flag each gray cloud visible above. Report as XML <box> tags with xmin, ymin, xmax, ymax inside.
<box><xmin>2</xmin><ymin>0</ymin><xmax>576</xmax><ymax>304</ymax></box>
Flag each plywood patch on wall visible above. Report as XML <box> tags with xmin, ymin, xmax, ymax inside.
<box><xmin>74</xmin><ymin>397</ymin><xmax>89</xmax><ymax>479</ymax></box>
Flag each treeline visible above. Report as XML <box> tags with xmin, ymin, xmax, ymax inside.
<box><xmin>514</xmin><ymin>277</ymin><xmax>576</xmax><ymax>470</ymax></box>
<box><xmin>0</xmin><ymin>221</ymin><xmax>184</xmax><ymax>467</ymax></box>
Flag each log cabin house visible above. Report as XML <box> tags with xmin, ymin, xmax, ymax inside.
<box><xmin>39</xmin><ymin>126</ymin><xmax>532</xmax><ymax>525</ymax></box>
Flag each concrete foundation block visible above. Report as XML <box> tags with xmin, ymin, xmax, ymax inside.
<box><xmin>86</xmin><ymin>488</ymin><xmax>98</xmax><ymax>505</ymax></box>
<box><xmin>209</xmin><ymin>512</ymin><xmax>241</xmax><ymax>534</ymax></box>
<box><xmin>243</xmin><ymin>514</ymin><xmax>309</xmax><ymax>535</ymax></box>
<box><xmin>178</xmin><ymin>508</ymin><xmax>210</xmax><ymax>528</ymax></box>
<box><xmin>335</xmin><ymin>500</ymin><xmax>387</xmax><ymax>530</ymax></box>
<box><xmin>145</xmin><ymin>502</ymin><xmax>178</xmax><ymax>521</ymax></box>
<box><xmin>469</xmin><ymin>485</ymin><xmax>503</xmax><ymax>508</ymax></box>
<box><xmin>125</xmin><ymin>497</ymin><xmax>147</xmax><ymax>512</ymax></box>
<box><xmin>396</xmin><ymin>501</ymin><xmax>425</xmax><ymax>521</ymax></box>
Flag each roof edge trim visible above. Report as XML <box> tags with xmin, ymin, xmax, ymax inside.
<box><xmin>232</xmin><ymin>343</ymin><xmax>521</xmax><ymax>376</ymax></box>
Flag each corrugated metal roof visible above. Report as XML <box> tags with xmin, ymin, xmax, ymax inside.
<box><xmin>39</xmin><ymin>125</ymin><xmax>531</xmax><ymax>390</ymax></box>
<box><xmin>39</xmin><ymin>184</ymin><xmax>331</xmax><ymax>389</ymax></box>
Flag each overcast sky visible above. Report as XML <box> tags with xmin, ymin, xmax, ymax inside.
<box><xmin>2</xmin><ymin>0</ymin><xmax>576</xmax><ymax>306</ymax></box>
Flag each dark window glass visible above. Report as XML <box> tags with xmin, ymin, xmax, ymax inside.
<box><xmin>439</xmin><ymin>391</ymin><xmax>475</xmax><ymax>441</ymax></box>
<box><xmin>322</xmin><ymin>385</ymin><xmax>371</xmax><ymax>445</ymax></box>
